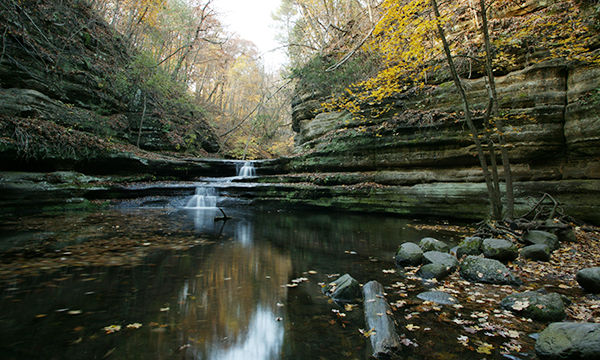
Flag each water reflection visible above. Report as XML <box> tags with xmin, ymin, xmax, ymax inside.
<box><xmin>235</xmin><ymin>220</ymin><xmax>253</xmax><ymax>247</ymax></box>
<box><xmin>205</xmin><ymin>306</ymin><xmax>283</xmax><ymax>360</ymax></box>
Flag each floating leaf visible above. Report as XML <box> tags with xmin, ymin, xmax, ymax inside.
<box><xmin>476</xmin><ymin>342</ymin><xmax>494</xmax><ymax>354</ymax></box>
<box><xmin>126</xmin><ymin>323</ymin><xmax>142</xmax><ymax>329</ymax></box>
<box><xmin>103</xmin><ymin>325</ymin><xmax>121</xmax><ymax>334</ymax></box>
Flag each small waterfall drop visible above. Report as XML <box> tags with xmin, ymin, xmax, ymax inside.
<box><xmin>237</xmin><ymin>161</ymin><xmax>256</xmax><ymax>177</ymax></box>
<box><xmin>184</xmin><ymin>187</ymin><xmax>218</xmax><ymax>209</ymax></box>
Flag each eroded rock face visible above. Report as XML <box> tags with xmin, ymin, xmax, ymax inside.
<box><xmin>281</xmin><ymin>59</ymin><xmax>600</xmax><ymax>223</ymax></box>
<box><xmin>535</xmin><ymin>322</ymin><xmax>600</xmax><ymax>359</ymax></box>
<box><xmin>459</xmin><ymin>256</ymin><xmax>520</xmax><ymax>285</ymax></box>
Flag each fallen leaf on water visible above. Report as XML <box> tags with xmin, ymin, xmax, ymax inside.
<box><xmin>382</xmin><ymin>269</ymin><xmax>396</xmax><ymax>274</ymax></box>
<box><xmin>126</xmin><ymin>323</ymin><xmax>142</xmax><ymax>329</ymax></box>
<box><xmin>68</xmin><ymin>310</ymin><xmax>82</xmax><ymax>315</ymax></box>
<box><xmin>307</xmin><ymin>270</ymin><xmax>318</xmax><ymax>275</ymax></box>
<box><xmin>476</xmin><ymin>342</ymin><xmax>494</xmax><ymax>354</ymax></box>
<box><xmin>405</xmin><ymin>324</ymin><xmax>420</xmax><ymax>331</ymax></box>
<box><xmin>103</xmin><ymin>325</ymin><xmax>121</xmax><ymax>334</ymax></box>
<box><xmin>359</xmin><ymin>328</ymin><xmax>376</xmax><ymax>338</ymax></box>
<box><xmin>344</xmin><ymin>304</ymin><xmax>355</xmax><ymax>312</ymax></box>
<box><xmin>160</xmin><ymin>307</ymin><xmax>170</xmax><ymax>312</ymax></box>
<box><xmin>35</xmin><ymin>314</ymin><xmax>47</xmax><ymax>319</ymax></box>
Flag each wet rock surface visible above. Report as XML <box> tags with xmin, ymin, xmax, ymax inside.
<box><xmin>535</xmin><ymin>322</ymin><xmax>600</xmax><ymax>359</ymax></box>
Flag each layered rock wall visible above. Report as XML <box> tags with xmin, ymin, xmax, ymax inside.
<box><xmin>252</xmin><ymin>61</ymin><xmax>600</xmax><ymax>223</ymax></box>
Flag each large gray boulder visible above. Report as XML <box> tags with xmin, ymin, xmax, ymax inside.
<box><xmin>456</xmin><ymin>236</ymin><xmax>482</xmax><ymax>258</ymax></box>
<box><xmin>395</xmin><ymin>242</ymin><xmax>423</xmax><ymax>267</ymax></box>
<box><xmin>500</xmin><ymin>291</ymin><xmax>565</xmax><ymax>321</ymax></box>
<box><xmin>459</xmin><ymin>256</ymin><xmax>520</xmax><ymax>285</ymax></box>
<box><xmin>422</xmin><ymin>251</ymin><xmax>458</xmax><ymax>271</ymax></box>
<box><xmin>419</xmin><ymin>237</ymin><xmax>448</xmax><ymax>252</ymax></box>
<box><xmin>576</xmin><ymin>267</ymin><xmax>600</xmax><ymax>293</ymax></box>
<box><xmin>535</xmin><ymin>322</ymin><xmax>600</xmax><ymax>359</ymax></box>
<box><xmin>521</xmin><ymin>244</ymin><xmax>551</xmax><ymax>261</ymax></box>
<box><xmin>322</xmin><ymin>274</ymin><xmax>361</xmax><ymax>303</ymax></box>
<box><xmin>482</xmin><ymin>238</ymin><xmax>518</xmax><ymax>262</ymax></box>
<box><xmin>417</xmin><ymin>263</ymin><xmax>452</xmax><ymax>280</ymax></box>
<box><xmin>523</xmin><ymin>230</ymin><xmax>559</xmax><ymax>251</ymax></box>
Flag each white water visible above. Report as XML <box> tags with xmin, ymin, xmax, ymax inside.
<box><xmin>184</xmin><ymin>187</ymin><xmax>218</xmax><ymax>209</ymax></box>
<box><xmin>237</xmin><ymin>161</ymin><xmax>256</xmax><ymax>177</ymax></box>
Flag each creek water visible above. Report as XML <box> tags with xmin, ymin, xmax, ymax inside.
<box><xmin>0</xmin><ymin>177</ymin><xmax>544</xmax><ymax>360</ymax></box>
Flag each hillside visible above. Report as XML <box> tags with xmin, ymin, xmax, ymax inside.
<box><xmin>0</xmin><ymin>0</ymin><xmax>220</xmax><ymax>174</ymax></box>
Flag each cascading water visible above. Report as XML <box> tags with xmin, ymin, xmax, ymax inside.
<box><xmin>237</xmin><ymin>161</ymin><xmax>256</xmax><ymax>177</ymax></box>
<box><xmin>184</xmin><ymin>187</ymin><xmax>218</xmax><ymax>209</ymax></box>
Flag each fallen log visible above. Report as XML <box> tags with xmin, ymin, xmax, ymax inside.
<box><xmin>363</xmin><ymin>280</ymin><xmax>401</xmax><ymax>358</ymax></box>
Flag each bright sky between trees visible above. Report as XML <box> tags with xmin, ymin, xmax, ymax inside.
<box><xmin>213</xmin><ymin>0</ymin><xmax>288</xmax><ymax>72</ymax></box>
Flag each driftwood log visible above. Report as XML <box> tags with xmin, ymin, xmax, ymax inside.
<box><xmin>363</xmin><ymin>280</ymin><xmax>401</xmax><ymax>358</ymax></box>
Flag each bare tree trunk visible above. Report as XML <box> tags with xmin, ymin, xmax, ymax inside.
<box><xmin>431</xmin><ymin>0</ymin><xmax>501</xmax><ymax>219</ymax></box>
<box><xmin>479</xmin><ymin>0</ymin><xmax>515</xmax><ymax>219</ymax></box>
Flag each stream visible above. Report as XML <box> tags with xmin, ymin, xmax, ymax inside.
<box><xmin>0</xmin><ymin>163</ymin><xmax>544</xmax><ymax>359</ymax></box>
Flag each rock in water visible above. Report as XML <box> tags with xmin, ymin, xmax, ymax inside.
<box><xmin>576</xmin><ymin>267</ymin><xmax>600</xmax><ymax>293</ymax></box>
<box><xmin>456</xmin><ymin>236</ymin><xmax>482</xmax><ymax>258</ymax></box>
<box><xmin>422</xmin><ymin>251</ymin><xmax>458</xmax><ymax>271</ymax></box>
<box><xmin>523</xmin><ymin>230</ymin><xmax>559</xmax><ymax>251</ymax></box>
<box><xmin>419</xmin><ymin>237</ymin><xmax>448</xmax><ymax>252</ymax></box>
<box><xmin>535</xmin><ymin>322</ymin><xmax>600</xmax><ymax>359</ymax></box>
<box><xmin>482</xmin><ymin>238</ymin><xmax>518</xmax><ymax>262</ymax></box>
<box><xmin>501</xmin><ymin>291</ymin><xmax>565</xmax><ymax>321</ymax></box>
<box><xmin>459</xmin><ymin>256</ymin><xmax>520</xmax><ymax>285</ymax></box>
<box><xmin>395</xmin><ymin>242</ymin><xmax>423</xmax><ymax>267</ymax></box>
<box><xmin>322</xmin><ymin>274</ymin><xmax>361</xmax><ymax>303</ymax></box>
<box><xmin>521</xmin><ymin>244</ymin><xmax>551</xmax><ymax>261</ymax></box>
<box><xmin>417</xmin><ymin>291</ymin><xmax>458</xmax><ymax>305</ymax></box>
<box><xmin>362</xmin><ymin>281</ymin><xmax>401</xmax><ymax>358</ymax></box>
<box><xmin>417</xmin><ymin>263</ymin><xmax>452</xmax><ymax>280</ymax></box>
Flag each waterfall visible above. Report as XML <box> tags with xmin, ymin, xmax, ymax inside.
<box><xmin>184</xmin><ymin>187</ymin><xmax>218</xmax><ymax>209</ymax></box>
<box><xmin>237</xmin><ymin>161</ymin><xmax>256</xmax><ymax>177</ymax></box>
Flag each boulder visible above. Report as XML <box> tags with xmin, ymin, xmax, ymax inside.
<box><xmin>482</xmin><ymin>238</ymin><xmax>518</xmax><ymax>262</ymax></box>
<box><xmin>395</xmin><ymin>242</ymin><xmax>423</xmax><ymax>267</ymax></box>
<box><xmin>456</xmin><ymin>236</ymin><xmax>482</xmax><ymax>258</ymax></box>
<box><xmin>523</xmin><ymin>230</ymin><xmax>559</xmax><ymax>251</ymax></box>
<box><xmin>576</xmin><ymin>267</ymin><xmax>600</xmax><ymax>293</ymax></box>
<box><xmin>459</xmin><ymin>256</ymin><xmax>520</xmax><ymax>285</ymax></box>
<box><xmin>322</xmin><ymin>274</ymin><xmax>361</xmax><ymax>303</ymax></box>
<box><xmin>422</xmin><ymin>251</ymin><xmax>458</xmax><ymax>271</ymax></box>
<box><xmin>417</xmin><ymin>291</ymin><xmax>458</xmax><ymax>305</ymax></box>
<box><xmin>417</xmin><ymin>263</ymin><xmax>452</xmax><ymax>280</ymax></box>
<box><xmin>419</xmin><ymin>237</ymin><xmax>448</xmax><ymax>252</ymax></box>
<box><xmin>521</xmin><ymin>244</ymin><xmax>551</xmax><ymax>261</ymax></box>
<box><xmin>500</xmin><ymin>291</ymin><xmax>565</xmax><ymax>321</ymax></box>
<box><xmin>535</xmin><ymin>322</ymin><xmax>600</xmax><ymax>359</ymax></box>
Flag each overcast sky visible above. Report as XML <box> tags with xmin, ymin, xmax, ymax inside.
<box><xmin>213</xmin><ymin>0</ymin><xmax>288</xmax><ymax>72</ymax></box>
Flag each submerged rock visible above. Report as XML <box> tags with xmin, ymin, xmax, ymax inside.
<box><xmin>482</xmin><ymin>238</ymin><xmax>518</xmax><ymax>262</ymax></box>
<box><xmin>459</xmin><ymin>256</ymin><xmax>520</xmax><ymax>285</ymax></box>
<box><xmin>501</xmin><ymin>291</ymin><xmax>565</xmax><ymax>321</ymax></box>
<box><xmin>422</xmin><ymin>251</ymin><xmax>458</xmax><ymax>271</ymax></box>
<box><xmin>322</xmin><ymin>274</ymin><xmax>361</xmax><ymax>303</ymax></box>
<box><xmin>395</xmin><ymin>242</ymin><xmax>423</xmax><ymax>267</ymax></box>
<box><xmin>419</xmin><ymin>237</ymin><xmax>448</xmax><ymax>252</ymax></box>
<box><xmin>576</xmin><ymin>267</ymin><xmax>600</xmax><ymax>293</ymax></box>
<box><xmin>535</xmin><ymin>322</ymin><xmax>600</xmax><ymax>359</ymax></box>
<box><xmin>523</xmin><ymin>230</ymin><xmax>559</xmax><ymax>251</ymax></box>
<box><xmin>417</xmin><ymin>291</ymin><xmax>458</xmax><ymax>305</ymax></box>
<box><xmin>521</xmin><ymin>244</ymin><xmax>551</xmax><ymax>261</ymax></box>
<box><xmin>456</xmin><ymin>236</ymin><xmax>482</xmax><ymax>258</ymax></box>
